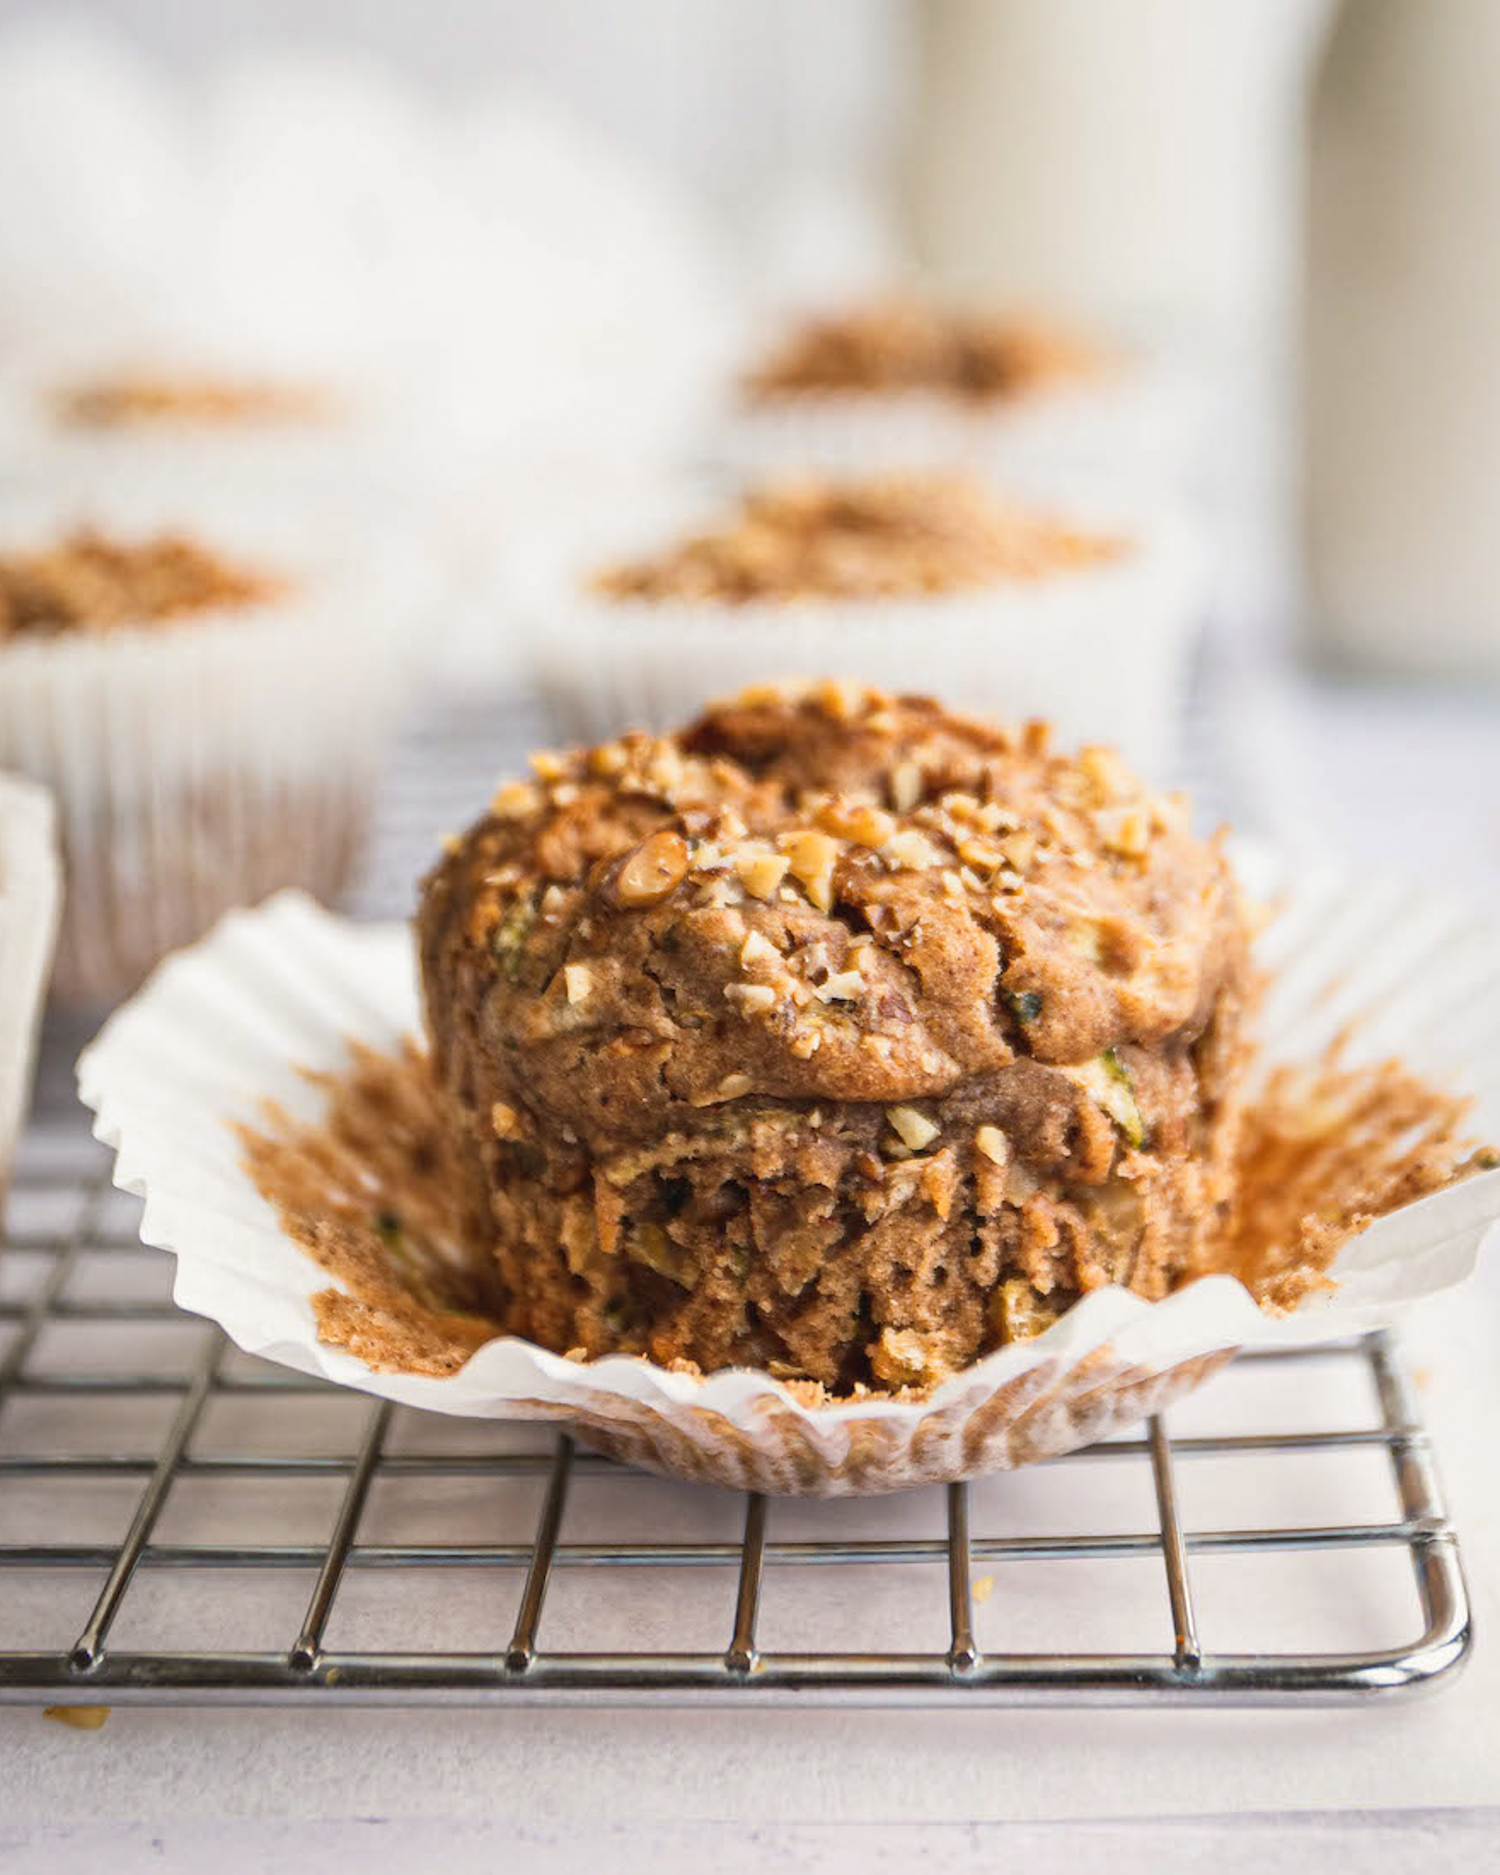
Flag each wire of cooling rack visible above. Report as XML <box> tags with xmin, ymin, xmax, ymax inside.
<box><xmin>0</xmin><ymin>1042</ymin><xmax>1472</xmax><ymax>1709</ymax></box>
<box><xmin>0</xmin><ymin>685</ymin><xmax>1474</xmax><ymax>1708</ymax></box>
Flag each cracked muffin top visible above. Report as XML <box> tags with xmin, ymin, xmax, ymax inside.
<box><xmin>419</xmin><ymin>682</ymin><xmax>1249</xmax><ymax>1147</ymax></box>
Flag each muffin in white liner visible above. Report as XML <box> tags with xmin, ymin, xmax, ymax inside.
<box><xmin>720</xmin><ymin>363</ymin><xmax>1211</xmax><ymax>494</ymax></box>
<box><xmin>716</xmin><ymin>299</ymin><xmax>1211</xmax><ymax>492</ymax></box>
<box><xmin>75</xmin><ymin>856</ymin><xmax>1500</xmax><ymax>1496</ymax></box>
<box><xmin>0</xmin><ymin>494</ymin><xmax>426</xmax><ymax>1005</ymax></box>
<box><xmin>0</xmin><ymin>771</ymin><xmax>61</xmax><ymax>1214</ymax></box>
<box><xmin>531</xmin><ymin>480</ymin><xmax>1206</xmax><ymax>780</ymax></box>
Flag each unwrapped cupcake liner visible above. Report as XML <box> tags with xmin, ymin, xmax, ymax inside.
<box><xmin>531</xmin><ymin>500</ymin><xmax>1206</xmax><ymax>781</ymax></box>
<box><xmin>0</xmin><ymin>498</ymin><xmax>426</xmax><ymax>1004</ymax></box>
<box><xmin>77</xmin><ymin>857</ymin><xmax>1500</xmax><ymax>1495</ymax></box>
<box><xmin>0</xmin><ymin>771</ymin><xmax>61</xmax><ymax>1213</ymax></box>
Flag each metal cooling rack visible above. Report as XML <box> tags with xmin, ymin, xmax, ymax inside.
<box><xmin>0</xmin><ymin>684</ymin><xmax>1473</xmax><ymax>1708</ymax></box>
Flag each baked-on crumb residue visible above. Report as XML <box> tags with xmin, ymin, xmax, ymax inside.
<box><xmin>591</xmin><ymin>475</ymin><xmax>1125</xmax><ymax>605</ymax></box>
<box><xmin>240</xmin><ymin>1028</ymin><xmax>1495</xmax><ymax>1403</ymax></box>
<box><xmin>237</xmin><ymin>1042</ymin><xmax>503</xmax><ymax>1378</ymax></box>
<box><xmin>55</xmin><ymin>373</ymin><xmax>325</xmax><ymax>429</ymax></box>
<box><xmin>744</xmin><ymin>300</ymin><xmax>1104</xmax><ymax>407</ymax></box>
<box><xmin>0</xmin><ymin>530</ymin><xmax>284</xmax><ymax>640</ymax></box>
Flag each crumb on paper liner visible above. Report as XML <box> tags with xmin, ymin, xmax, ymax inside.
<box><xmin>234</xmin><ymin>1031</ymin><xmax>1495</xmax><ymax>1494</ymax></box>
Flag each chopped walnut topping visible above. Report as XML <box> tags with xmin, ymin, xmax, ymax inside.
<box><xmin>886</xmin><ymin>1104</ymin><xmax>940</xmax><ymax>1151</ymax></box>
<box><xmin>724</xmin><ymin>982</ymin><xmax>777</xmax><ymax>1017</ymax></box>
<box><xmin>491</xmin><ymin>1101</ymin><xmax>522</xmax><ymax>1139</ymax></box>
<box><xmin>882</xmin><ymin>829</ymin><xmax>943</xmax><ymax>872</ymax></box>
<box><xmin>563</xmin><ymin>963</ymin><xmax>592</xmax><ymax>1006</ymax></box>
<box><xmin>815</xmin><ymin>968</ymin><xmax>865</xmax><ymax>1003</ymax></box>
<box><xmin>1095</xmin><ymin>806</ymin><xmax>1151</xmax><ymax>859</ymax></box>
<box><xmin>606</xmin><ymin>831</ymin><xmax>690</xmax><ymax>908</ymax></box>
<box><xmin>740</xmin><ymin>929</ymin><xmax>778</xmax><ymax>969</ymax></box>
<box><xmin>530</xmin><ymin>751</ymin><xmax>569</xmax><ymax>783</ymax></box>
<box><xmin>715</xmin><ymin>1073</ymin><xmax>753</xmax><ymax>1101</ymax></box>
<box><xmin>588</xmin><ymin>741</ymin><xmax>628</xmax><ymax>777</ymax></box>
<box><xmin>974</xmin><ymin>1124</ymin><xmax>1008</xmax><ymax>1166</ymax></box>
<box><xmin>958</xmin><ymin>836</ymin><xmax>1004</xmax><ymax>874</ymax></box>
<box><xmin>890</xmin><ymin>760</ymin><xmax>923</xmax><ymax>813</ymax></box>
<box><xmin>491</xmin><ymin>781</ymin><xmax>540</xmax><ymax>820</ymax></box>
<box><xmin>780</xmin><ymin>829</ymin><xmax>840</xmax><ymax>910</ymax></box>
<box><xmin>734</xmin><ymin>844</ymin><xmax>791</xmax><ymax>900</ymax></box>
<box><xmin>818</xmin><ymin>799</ymin><xmax>896</xmax><ymax>848</ymax></box>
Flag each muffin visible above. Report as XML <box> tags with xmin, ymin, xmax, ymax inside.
<box><xmin>743</xmin><ymin>299</ymin><xmax>1103</xmax><ymax>408</ymax></box>
<box><xmin>533</xmin><ymin>472</ymin><xmax>1203</xmax><ymax>778</ymax></box>
<box><xmin>0</xmin><ymin>770</ymin><xmax>61</xmax><ymax>1219</ymax></box>
<box><xmin>0</xmin><ymin>516</ymin><xmax>417</xmax><ymax>1003</ymax></box>
<box><xmin>720</xmin><ymin>296</ymin><xmax>1204</xmax><ymax>491</ymax></box>
<box><xmin>420</xmin><ymin>682</ymin><xmax>1253</xmax><ymax>1393</ymax></box>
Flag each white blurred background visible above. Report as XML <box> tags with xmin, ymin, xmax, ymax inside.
<box><xmin>1</xmin><ymin>0</ymin><xmax>1496</xmax><ymax>888</ymax></box>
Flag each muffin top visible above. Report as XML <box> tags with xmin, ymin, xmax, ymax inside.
<box><xmin>744</xmin><ymin>299</ymin><xmax>1103</xmax><ymax>405</ymax></box>
<box><xmin>590</xmin><ymin>475</ymin><xmax>1124</xmax><ymax>605</ymax></box>
<box><xmin>419</xmin><ymin>683</ymin><xmax>1246</xmax><ymax>1144</ymax></box>
<box><xmin>0</xmin><ymin>530</ymin><xmax>283</xmax><ymax>641</ymax></box>
<box><xmin>54</xmin><ymin>372</ymin><xmax>325</xmax><ymax>429</ymax></box>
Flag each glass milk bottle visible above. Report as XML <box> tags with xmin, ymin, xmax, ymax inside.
<box><xmin>1305</xmin><ymin>0</ymin><xmax>1500</xmax><ymax>676</ymax></box>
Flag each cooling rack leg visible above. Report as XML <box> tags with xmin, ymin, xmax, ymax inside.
<box><xmin>726</xmin><ymin>1493</ymin><xmax>767</xmax><ymax>1673</ymax></box>
<box><xmin>289</xmin><ymin>1399</ymin><xmax>393</xmax><ymax>1673</ymax></box>
<box><xmin>68</xmin><ymin>1328</ymin><xmax>226</xmax><ymax>1674</ymax></box>
<box><xmin>1147</xmin><ymin>1414</ymin><xmax>1201</xmax><ymax>1673</ymax></box>
<box><xmin>946</xmin><ymin>1482</ymin><xmax>978</xmax><ymax>1674</ymax></box>
<box><xmin>506</xmin><ymin>1434</ymin><xmax>573</xmax><ymax>1673</ymax></box>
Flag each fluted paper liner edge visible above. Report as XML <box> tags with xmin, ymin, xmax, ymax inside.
<box><xmin>76</xmin><ymin>862</ymin><xmax>1500</xmax><ymax>1494</ymax></box>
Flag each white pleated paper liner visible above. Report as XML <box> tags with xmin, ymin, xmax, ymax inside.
<box><xmin>0</xmin><ymin>489</ymin><xmax>432</xmax><ymax>1003</ymax></box>
<box><xmin>76</xmin><ymin>854</ymin><xmax>1500</xmax><ymax>1494</ymax></box>
<box><xmin>0</xmin><ymin>771</ymin><xmax>61</xmax><ymax>1208</ymax></box>
<box><xmin>530</xmin><ymin>497</ymin><xmax>1207</xmax><ymax>784</ymax></box>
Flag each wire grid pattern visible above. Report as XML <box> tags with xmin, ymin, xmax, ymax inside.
<box><xmin>0</xmin><ymin>676</ymin><xmax>1473</xmax><ymax>1706</ymax></box>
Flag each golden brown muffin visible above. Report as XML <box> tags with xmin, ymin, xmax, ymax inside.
<box><xmin>590</xmin><ymin>475</ymin><xmax>1123</xmax><ymax>606</ymax></box>
<box><xmin>744</xmin><ymin>299</ymin><xmax>1103</xmax><ymax>406</ymax></box>
<box><xmin>419</xmin><ymin>682</ymin><xmax>1254</xmax><ymax>1391</ymax></box>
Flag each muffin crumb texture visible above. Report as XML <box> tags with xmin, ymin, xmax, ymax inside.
<box><xmin>0</xmin><ymin>530</ymin><xmax>282</xmax><ymax>639</ymax></box>
<box><xmin>745</xmin><ymin>299</ymin><xmax>1104</xmax><ymax>406</ymax></box>
<box><xmin>592</xmin><ymin>475</ymin><xmax>1124</xmax><ymax>605</ymax></box>
<box><xmin>243</xmin><ymin>1005</ymin><xmax>1493</xmax><ymax>1401</ymax></box>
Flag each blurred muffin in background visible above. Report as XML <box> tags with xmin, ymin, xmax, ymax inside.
<box><xmin>0</xmin><ymin>771</ymin><xmax>61</xmax><ymax>1217</ymax></box>
<box><xmin>532</xmin><ymin>472</ymin><xmax>1204</xmax><ymax>779</ymax></box>
<box><xmin>0</xmin><ymin>497</ymin><xmax>421</xmax><ymax>1004</ymax></box>
<box><xmin>744</xmin><ymin>298</ymin><xmax>1104</xmax><ymax>407</ymax></box>
<box><xmin>722</xmin><ymin>294</ymin><xmax>1206</xmax><ymax>494</ymax></box>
